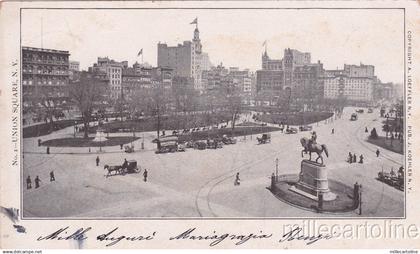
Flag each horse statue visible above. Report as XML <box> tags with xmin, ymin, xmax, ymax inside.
<box><xmin>300</xmin><ymin>137</ymin><xmax>329</xmax><ymax>165</ymax></box>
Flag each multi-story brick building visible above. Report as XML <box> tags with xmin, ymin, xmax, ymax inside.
<box><xmin>157</xmin><ymin>24</ymin><xmax>208</xmax><ymax>91</ymax></box>
<box><xmin>22</xmin><ymin>46</ymin><xmax>70</xmax><ymax>125</ymax></box>
<box><xmin>256</xmin><ymin>48</ymin><xmax>319</xmax><ymax>108</ymax></box>
<box><xmin>89</xmin><ymin>57</ymin><xmax>124</xmax><ymax>99</ymax></box>
<box><xmin>121</xmin><ymin>64</ymin><xmax>173</xmax><ymax>98</ymax></box>
<box><xmin>322</xmin><ymin>65</ymin><xmax>375</xmax><ymax>103</ymax></box>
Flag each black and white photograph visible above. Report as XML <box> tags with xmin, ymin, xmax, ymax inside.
<box><xmin>19</xmin><ymin>8</ymin><xmax>406</xmax><ymax>219</ymax></box>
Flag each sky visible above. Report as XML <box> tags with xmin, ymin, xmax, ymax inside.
<box><xmin>22</xmin><ymin>8</ymin><xmax>404</xmax><ymax>83</ymax></box>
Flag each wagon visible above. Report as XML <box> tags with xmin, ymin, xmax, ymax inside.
<box><xmin>104</xmin><ymin>159</ymin><xmax>140</xmax><ymax>177</ymax></box>
<box><xmin>194</xmin><ymin>140</ymin><xmax>207</xmax><ymax>150</ymax></box>
<box><xmin>125</xmin><ymin>160</ymin><xmax>140</xmax><ymax>174</ymax></box>
<box><xmin>257</xmin><ymin>133</ymin><xmax>271</xmax><ymax>144</ymax></box>
<box><xmin>222</xmin><ymin>135</ymin><xmax>237</xmax><ymax>145</ymax></box>
<box><xmin>377</xmin><ymin>171</ymin><xmax>404</xmax><ymax>191</ymax></box>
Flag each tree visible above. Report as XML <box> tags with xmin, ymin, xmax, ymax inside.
<box><xmin>29</xmin><ymin>84</ymin><xmax>68</xmax><ymax>132</ymax></box>
<box><xmin>146</xmin><ymin>84</ymin><xmax>172</xmax><ymax>139</ymax></box>
<box><xmin>220</xmin><ymin>82</ymin><xmax>243</xmax><ymax>135</ymax></box>
<box><xmin>172</xmin><ymin>77</ymin><xmax>200</xmax><ymax>129</ymax></box>
<box><xmin>69</xmin><ymin>71</ymin><xmax>107</xmax><ymax>138</ymax></box>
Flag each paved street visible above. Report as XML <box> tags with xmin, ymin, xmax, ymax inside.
<box><xmin>22</xmin><ymin>107</ymin><xmax>404</xmax><ymax>218</ymax></box>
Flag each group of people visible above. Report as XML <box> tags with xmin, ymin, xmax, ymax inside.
<box><xmin>348</xmin><ymin>152</ymin><xmax>364</xmax><ymax>164</ymax></box>
<box><xmin>26</xmin><ymin>171</ymin><xmax>55</xmax><ymax>190</ymax></box>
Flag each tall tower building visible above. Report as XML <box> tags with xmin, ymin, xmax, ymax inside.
<box><xmin>191</xmin><ymin>25</ymin><xmax>203</xmax><ymax>90</ymax></box>
<box><xmin>157</xmin><ymin>18</ymin><xmax>207</xmax><ymax>91</ymax></box>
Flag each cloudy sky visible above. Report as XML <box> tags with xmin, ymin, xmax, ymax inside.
<box><xmin>22</xmin><ymin>8</ymin><xmax>404</xmax><ymax>83</ymax></box>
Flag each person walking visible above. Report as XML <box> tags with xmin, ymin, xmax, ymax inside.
<box><xmin>122</xmin><ymin>158</ymin><xmax>128</xmax><ymax>170</ymax></box>
<box><xmin>365</xmin><ymin>127</ymin><xmax>368</xmax><ymax>133</ymax></box>
<box><xmin>35</xmin><ymin>176</ymin><xmax>41</xmax><ymax>189</ymax></box>
<box><xmin>96</xmin><ymin>156</ymin><xmax>100</xmax><ymax>166</ymax></box>
<box><xmin>331</xmin><ymin>128</ymin><xmax>334</xmax><ymax>134</ymax></box>
<box><xmin>348</xmin><ymin>152</ymin><xmax>353</xmax><ymax>163</ymax></box>
<box><xmin>353</xmin><ymin>154</ymin><xmax>357</xmax><ymax>163</ymax></box>
<box><xmin>234</xmin><ymin>172</ymin><xmax>241</xmax><ymax>186</ymax></box>
<box><xmin>143</xmin><ymin>169</ymin><xmax>148</xmax><ymax>182</ymax></box>
<box><xmin>50</xmin><ymin>171</ymin><xmax>55</xmax><ymax>182</ymax></box>
<box><xmin>46</xmin><ymin>146</ymin><xmax>50</xmax><ymax>154</ymax></box>
<box><xmin>376</xmin><ymin>149</ymin><xmax>380</xmax><ymax>157</ymax></box>
<box><xmin>26</xmin><ymin>176</ymin><xmax>32</xmax><ymax>189</ymax></box>
<box><xmin>359</xmin><ymin>154</ymin><xmax>364</xmax><ymax>164</ymax></box>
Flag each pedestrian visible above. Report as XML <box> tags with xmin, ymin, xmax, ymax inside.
<box><xmin>143</xmin><ymin>169</ymin><xmax>148</xmax><ymax>182</ymax></box>
<box><xmin>365</xmin><ymin>127</ymin><xmax>368</xmax><ymax>133</ymax></box>
<box><xmin>96</xmin><ymin>156</ymin><xmax>100</xmax><ymax>166</ymax></box>
<box><xmin>122</xmin><ymin>158</ymin><xmax>128</xmax><ymax>170</ymax></box>
<box><xmin>398</xmin><ymin>166</ymin><xmax>404</xmax><ymax>178</ymax></box>
<box><xmin>359</xmin><ymin>154</ymin><xmax>364</xmax><ymax>164</ymax></box>
<box><xmin>376</xmin><ymin>149</ymin><xmax>380</xmax><ymax>157</ymax></box>
<box><xmin>46</xmin><ymin>146</ymin><xmax>50</xmax><ymax>154</ymax></box>
<box><xmin>120</xmin><ymin>144</ymin><xmax>123</xmax><ymax>150</ymax></box>
<box><xmin>348</xmin><ymin>152</ymin><xmax>352</xmax><ymax>163</ymax></box>
<box><xmin>50</xmin><ymin>171</ymin><xmax>55</xmax><ymax>181</ymax></box>
<box><xmin>26</xmin><ymin>176</ymin><xmax>32</xmax><ymax>189</ymax></box>
<box><xmin>331</xmin><ymin>128</ymin><xmax>334</xmax><ymax>134</ymax></box>
<box><xmin>353</xmin><ymin>154</ymin><xmax>357</xmax><ymax>163</ymax></box>
<box><xmin>234</xmin><ymin>172</ymin><xmax>241</xmax><ymax>186</ymax></box>
<box><xmin>35</xmin><ymin>176</ymin><xmax>41</xmax><ymax>189</ymax></box>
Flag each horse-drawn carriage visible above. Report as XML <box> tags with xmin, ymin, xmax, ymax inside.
<box><xmin>206</xmin><ymin>138</ymin><xmax>223</xmax><ymax>149</ymax></box>
<box><xmin>104</xmin><ymin>160</ymin><xmax>140</xmax><ymax>177</ymax></box>
<box><xmin>257</xmin><ymin>133</ymin><xmax>271</xmax><ymax>144</ymax></box>
<box><xmin>155</xmin><ymin>136</ymin><xmax>184</xmax><ymax>153</ymax></box>
<box><xmin>285</xmin><ymin>127</ymin><xmax>298</xmax><ymax>134</ymax></box>
<box><xmin>222</xmin><ymin>135</ymin><xmax>237</xmax><ymax>145</ymax></box>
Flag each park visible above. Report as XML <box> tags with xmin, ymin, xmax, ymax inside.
<box><xmin>22</xmin><ymin>104</ymin><xmax>404</xmax><ymax>218</ymax></box>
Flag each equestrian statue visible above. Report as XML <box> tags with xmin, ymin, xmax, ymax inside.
<box><xmin>300</xmin><ymin>131</ymin><xmax>329</xmax><ymax>165</ymax></box>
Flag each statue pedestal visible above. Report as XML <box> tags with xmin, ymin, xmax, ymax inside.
<box><xmin>289</xmin><ymin>160</ymin><xmax>336</xmax><ymax>201</ymax></box>
<box><xmin>92</xmin><ymin>129</ymin><xmax>108</xmax><ymax>142</ymax></box>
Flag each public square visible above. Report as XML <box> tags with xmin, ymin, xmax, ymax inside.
<box><xmin>22</xmin><ymin>107</ymin><xmax>404</xmax><ymax>218</ymax></box>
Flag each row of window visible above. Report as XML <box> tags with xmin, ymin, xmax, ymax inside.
<box><xmin>22</xmin><ymin>80</ymin><xmax>66</xmax><ymax>85</ymax></box>
<box><xmin>23</xmin><ymin>53</ymin><xmax>68</xmax><ymax>62</ymax></box>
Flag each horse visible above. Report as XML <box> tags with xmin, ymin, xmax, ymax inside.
<box><xmin>104</xmin><ymin>164</ymin><xmax>123</xmax><ymax>177</ymax></box>
<box><xmin>300</xmin><ymin>137</ymin><xmax>329</xmax><ymax>165</ymax></box>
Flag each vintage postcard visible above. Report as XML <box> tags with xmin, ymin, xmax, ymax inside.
<box><xmin>0</xmin><ymin>0</ymin><xmax>419</xmax><ymax>250</ymax></box>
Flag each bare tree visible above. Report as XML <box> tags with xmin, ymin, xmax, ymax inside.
<box><xmin>29</xmin><ymin>85</ymin><xmax>68</xmax><ymax>131</ymax></box>
<box><xmin>69</xmin><ymin>71</ymin><xmax>107</xmax><ymax>138</ymax></box>
<box><xmin>147</xmin><ymin>84</ymin><xmax>171</xmax><ymax>139</ymax></box>
<box><xmin>221</xmin><ymin>82</ymin><xmax>243</xmax><ymax>134</ymax></box>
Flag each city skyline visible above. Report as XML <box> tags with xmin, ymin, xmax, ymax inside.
<box><xmin>22</xmin><ymin>9</ymin><xmax>404</xmax><ymax>83</ymax></box>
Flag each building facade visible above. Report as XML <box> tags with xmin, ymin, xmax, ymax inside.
<box><xmin>22</xmin><ymin>46</ymin><xmax>70</xmax><ymax>125</ymax></box>
<box><xmin>256</xmin><ymin>48</ymin><xmax>318</xmax><ymax>108</ymax></box>
<box><xmin>121</xmin><ymin>64</ymin><xmax>173</xmax><ymax>98</ymax></box>
<box><xmin>69</xmin><ymin>61</ymin><xmax>80</xmax><ymax>71</ymax></box>
<box><xmin>157</xmin><ymin>26</ymin><xmax>206</xmax><ymax>91</ymax></box>
<box><xmin>89</xmin><ymin>57</ymin><xmax>124</xmax><ymax>99</ymax></box>
<box><xmin>323</xmin><ymin>74</ymin><xmax>374</xmax><ymax>102</ymax></box>
<box><xmin>322</xmin><ymin>63</ymin><xmax>377</xmax><ymax>103</ymax></box>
